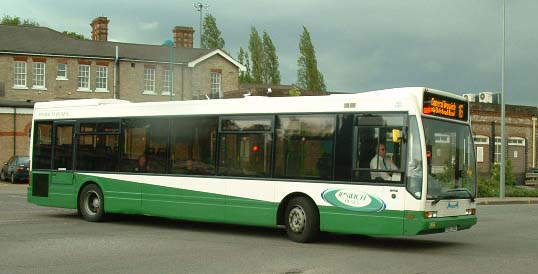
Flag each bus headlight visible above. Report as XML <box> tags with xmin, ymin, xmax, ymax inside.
<box><xmin>466</xmin><ymin>208</ymin><xmax>476</xmax><ymax>215</ymax></box>
<box><xmin>425</xmin><ymin>211</ymin><xmax>438</xmax><ymax>218</ymax></box>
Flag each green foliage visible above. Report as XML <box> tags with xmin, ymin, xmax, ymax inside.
<box><xmin>297</xmin><ymin>26</ymin><xmax>326</xmax><ymax>93</ymax></box>
<box><xmin>262</xmin><ymin>31</ymin><xmax>281</xmax><ymax>85</ymax></box>
<box><xmin>490</xmin><ymin>161</ymin><xmax>516</xmax><ymax>186</ymax></box>
<box><xmin>238</xmin><ymin>47</ymin><xmax>252</xmax><ymax>83</ymax></box>
<box><xmin>248</xmin><ymin>27</ymin><xmax>264</xmax><ymax>83</ymax></box>
<box><xmin>288</xmin><ymin>88</ymin><xmax>302</xmax><ymax>96</ymax></box>
<box><xmin>1</xmin><ymin>15</ymin><xmax>39</xmax><ymax>26</ymax></box>
<box><xmin>62</xmin><ymin>31</ymin><xmax>88</xmax><ymax>40</ymax></box>
<box><xmin>201</xmin><ymin>14</ymin><xmax>225</xmax><ymax>49</ymax></box>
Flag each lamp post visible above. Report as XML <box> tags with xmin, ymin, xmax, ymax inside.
<box><xmin>500</xmin><ymin>0</ymin><xmax>506</xmax><ymax>198</ymax></box>
<box><xmin>193</xmin><ymin>2</ymin><xmax>209</xmax><ymax>47</ymax></box>
<box><xmin>163</xmin><ymin>39</ymin><xmax>174</xmax><ymax>101</ymax></box>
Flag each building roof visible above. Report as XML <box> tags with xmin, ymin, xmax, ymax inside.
<box><xmin>0</xmin><ymin>24</ymin><xmax>223</xmax><ymax>64</ymax></box>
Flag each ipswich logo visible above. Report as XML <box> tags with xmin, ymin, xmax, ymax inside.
<box><xmin>321</xmin><ymin>189</ymin><xmax>386</xmax><ymax>212</ymax></box>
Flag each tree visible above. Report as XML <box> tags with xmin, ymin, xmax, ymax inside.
<box><xmin>62</xmin><ymin>31</ymin><xmax>88</xmax><ymax>40</ymax></box>
<box><xmin>1</xmin><ymin>15</ymin><xmax>39</xmax><ymax>26</ymax></box>
<box><xmin>238</xmin><ymin>47</ymin><xmax>252</xmax><ymax>83</ymax></box>
<box><xmin>248</xmin><ymin>27</ymin><xmax>264</xmax><ymax>83</ymax></box>
<box><xmin>201</xmin><ymin>14</ymin><xmax>225</xmax><ymax>49</ymax></box>
<box><xmin>296</xmin><ymin>26</ymin><xmax>326</xmax><ymax>93</ymax></box>
<box><xmin>262</xmin><ymin>31</ymin><xmax>281</xmax><ymax>85</ymax></box>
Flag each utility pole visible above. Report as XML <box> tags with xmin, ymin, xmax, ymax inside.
<box><xmin>500</xmin><ymin>0</ymin><xmax>506</xmax><ymax>198</ymax></box>
<box><xmin>193</xmin><ymin>2</ymin><xmax>209</xmax><ymax>47</ymax></box>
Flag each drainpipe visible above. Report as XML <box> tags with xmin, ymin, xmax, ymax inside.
<box><xmin>532</xmin><ymin>117</ymin><xmax>536</xmax><ymax>168</ymax></box>
<box><xmin>114</xmin><ymin>45</ymin><xmax>119</xmax><ymax>99</ymax></box>
<box><xmin>13</xmin><ymin>107</ymin><xmax>16</xmax><ymax>156</ymax></box>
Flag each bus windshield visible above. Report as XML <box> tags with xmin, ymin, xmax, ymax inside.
<box><xmin>423</xmin><ymin>118</ymin><xmax>477</xmax><ymax>200</ymax></box>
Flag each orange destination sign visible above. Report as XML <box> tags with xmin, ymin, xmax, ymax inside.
<box><xmin>423</xmin><ymin>92</ymin><xmax>468</xmax><ymax>122</ymax></box>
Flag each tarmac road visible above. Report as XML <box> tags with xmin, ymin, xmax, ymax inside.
<box><xmin>1</xmin><ymin>182</ymin><xmax>537</xmax><ymax>274</ymax></box>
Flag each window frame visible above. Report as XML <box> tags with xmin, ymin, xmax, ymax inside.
<box><xmin>95</xmin><ymin>65</ymin><xmax>109</xmax><ymax>92</ymax></box>
<box><xmin>77</xmin><ymin>64</ymin><xmax>91</xmax><ymax>92</ymax></box>
<box><xmin>162</xmin><ymin>69</ymin><xmax>173</xmax><ymax>96</ymax></box>
<box><xmin>32</xmin><ymin>62</ymin><xmax>46</xmax><ymax>90</ymax></box>
<box><xmin>56</xmin><ymin>63</ymin><xmax>68</xmax><ymax>80</ymax></box>
<box><xmin>14</xmin><ymin>61</ymin><xmax>28</xmax><ymax>89</ymax></box>
<box><xmin>143</xmin><ymin>68</ymin><xmax>156</xmax><ymax>94</ymax></box>
<box><xmin>211</xmin><ymin>72</ymin><xmax>221</xmax><ymax>99</ymax></box>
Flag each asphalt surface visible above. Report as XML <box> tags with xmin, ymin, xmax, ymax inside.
<box><xmin>1</xmin><ymin>181</ymin><xmax>538</xmax><ymax>274</ymax></box>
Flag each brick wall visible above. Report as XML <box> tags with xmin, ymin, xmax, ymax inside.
<box><xmin>0</xmin><ymin>111</ymin><xmax>32</xmax><ymax>165</ymax></box>
<box><xmin>190</xmin><ymin>55</ymin><xmax>239</xmax><ymax>99</ymax></box>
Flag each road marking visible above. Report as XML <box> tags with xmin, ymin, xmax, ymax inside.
<box><xmin>8</xmin><ymin>195</ymin><xmax>26</xmax><ymax>199</ymax></box>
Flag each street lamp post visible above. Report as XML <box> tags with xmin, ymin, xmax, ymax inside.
<box><xmin>500</xmin><ymin>0</ymin><xmax>506</xmax><ymax>198</ymax></box>
<box><xmin>163</xmin><ymin>39</ymin><xmax>174</xmax><ymax>101</ymax></box>
<box><xmin>193</xmin><ymin>2</ymin><xmax>209</xmax><ymax>47</ymax></box>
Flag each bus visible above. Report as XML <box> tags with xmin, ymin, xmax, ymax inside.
<box><xmin>27</xmin><ymin>87</ymin><xmax>477</xmax><ymax>242</ymax></box>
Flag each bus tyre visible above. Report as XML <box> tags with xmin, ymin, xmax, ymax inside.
<box><xmin>285</xmin><ymin>197</ymin><xmax>319</xmax><ymax>243</ymax></box>
<box><xmin>79</xmin><ymin>184</ymin><xmax>105</xmax><ymax>222</ymax></box>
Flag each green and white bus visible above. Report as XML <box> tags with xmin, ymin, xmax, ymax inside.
<box><xmin>28</xmin><ymin>87</ymin><xmax>477</xmax><ymax>242</ymax></box>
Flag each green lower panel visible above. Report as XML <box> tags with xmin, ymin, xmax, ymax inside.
<box><xmin>403</xmin><ymin>211</ymin><xmax>477</xmax><ymax>235</ymax></box>
<box><xmin>320</xmin><ymin>206</ymin><xmax>404</xmax><ymax>236</ymax></box>
<box><xmin>226</xmin><ymin>197</ymin><xmax>277</xmax><ymax>226</ymax></box>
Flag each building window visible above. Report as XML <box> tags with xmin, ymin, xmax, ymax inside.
<box><xmin>14</xmin><ymin>61</ymin><xmax>27</xmax><ymax>88</ymax></box>
<box><xmin>508</xmin><ymin>137</ymin><xmax>525</xmax><ymax>146</ymax></box>
<box><xmin>494</xmin><ymin>137</ymin><xmax>502</xmax><ymax>163</ymax></box>
<box><xmin>78</xmin><ymin>65</ymin><xmax>91</xmax><ymax>91</ymax></box>
<box><xmin>144</xmin><ymin>68</ymin><xmax>156</xmax><ymax>94</ymax></box>
<box><xmin>473</xmin><ymin>135</ymin><xmax>489</xmax><ymax>145</ymax></box>
<box><xmin>96</xmin><ymin>66</ymin><xmax>108</xmax><ymax>91</ymax></box>
<box><xmin>32</xmin><ymin>62</ymin><xmax>46</xmax><ymax>89</ymax></box>
<box><xmin>211</xmin><ymin>72</ymin><xmax>221</xmax><ymax>98</ymax></box>
<box><xmin>162</xmin><ymin>69</ymin><xmax>172</xmax><ymax>95</ymax></box>
<box><xmin>57</xmin><ymin>63</ymin><xmax>68</xmax><ymax>80</ymax></box>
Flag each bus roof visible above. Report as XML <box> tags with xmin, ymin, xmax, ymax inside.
<box><xmin>32</xmin><ymin>87</ymin><xmax>461</xmax><ymax>120</ymax></box>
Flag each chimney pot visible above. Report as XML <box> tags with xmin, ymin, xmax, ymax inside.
<box><xmin>173</xmin><ymin>26</ymin><xmax>195</xmax><ymax>48</ymax></box>
<box><xmin>91</xmin><ymin>16</ymin><xmax>110</xmax><ymax>41</ymax></box>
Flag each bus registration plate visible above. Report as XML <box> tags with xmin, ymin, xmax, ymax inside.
<box><xmin>445</xmin><ymin>226</ymin><xmax>458</xmax><ymax>232</ymax></box>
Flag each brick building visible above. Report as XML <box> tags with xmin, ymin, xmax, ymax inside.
<box><xmin>470</xmin><ymin>102</ymin><xmax>538</xmax><ymax>183</ymax></box>
<box><xmin>0</xmin><ymin>17</ymin><xmax>245</xmax><ymax>165</ymax></box>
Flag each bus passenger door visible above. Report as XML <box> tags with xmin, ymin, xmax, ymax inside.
<box><xmin>50</xmin><ymin>122</ymin><xmax>76</xmax><ymax>208</ymax></box>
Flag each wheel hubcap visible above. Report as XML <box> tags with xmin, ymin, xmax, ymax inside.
<box><xmin>85</xmin><ymin>191</ymin><xmax>100</xmax><ymax>215</ymax></box>
<box><xmin>288</xmin><ymin>206</ymin><xmax>306</xmax><ymax>233</ymax></box>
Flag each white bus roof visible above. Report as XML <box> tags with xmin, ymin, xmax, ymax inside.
<box><xmin>32</xmin><ymin>87</ymin><xmax>461</xmax><ymax>120</ymax></box>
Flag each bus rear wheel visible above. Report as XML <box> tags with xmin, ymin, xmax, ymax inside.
<box><xmin>285</xmin><ymin>196</ymin><xmax>319</xmax><ymax>243</ymax></box>
<box><xmin>79</xmin><ymin>184</ymin><xmax>105</xmax><ymax>222</ymax></box>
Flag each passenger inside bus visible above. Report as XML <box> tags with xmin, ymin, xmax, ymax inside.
<box><xmin>370</xmin><ymin>143</ymin><xmax>398</xmax><ymax>181</ymax></box>
<box><xmin>134</xmin><ymin>155</ymin><xmax>151</xmax><ymax>173</ymax></box>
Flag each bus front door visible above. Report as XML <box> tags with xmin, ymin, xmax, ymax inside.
<box><xmin>49</xmin><ymin>122</ymin><xmax>76</xmax><ymax>208</ymax></box>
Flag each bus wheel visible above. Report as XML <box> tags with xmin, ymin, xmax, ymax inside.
<box><xmin>79</xmin><ymin>184</ymin><xmax>105</xmax><ymax>222</ymax></box>
<box><xmin>285</xmin><ymin>196</ymin><xmax>319</xmax><ymax>243</ymax></box>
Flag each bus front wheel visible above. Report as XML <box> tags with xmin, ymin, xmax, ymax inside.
<box><xmin>79</xmin><ymin>184</ymin><xmax>105</xmax><ymax>222</ymax></box>
<box><xmin>285</xmin><ymin>196</ymin><xmax>319</xmax><ymax>243</ymax></box>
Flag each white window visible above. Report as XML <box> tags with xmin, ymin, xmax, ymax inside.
<box><xmin>57</xmin><ymin>63</ymin><xmax>68</xmax><ymax>80</ymax></box>
<box><xmin>508</xmin><ymin>137</ymin><xmax>525</xmax><ymax>146</ymax></box>
<box><xmin>211</xmin><ymin>72</ymin><xmax>221</xmax><ymax>98</ymax></box>
<box><xmin>162</xmin><ymin>70</ymin><xmax>173</xmax><ymax>95</ymax></box>
<box><xmin>144</xmin><ymin>68</ymin><xmax>156</xmax><ymax>94</ymax></box>
<box><xmin>78</xmin><ymin>65</ymin><xmax>91</xmax><ymax>91</ymax></box>
<box><xmin>476</xmin><ymin>146</ymin><xmax>484</xmax><ymax>162</ymax></box>
<box><xmin>32</xmin><ymin>62</ymin><xmax>46</xmax><ymax>89</ymax></box>
<box><xmin>473</xmin><ymin>135</ymin><xmax>489</xmax><ymax>145</ymax></box>
<box><xmin>96</xmin><ymin>66</ymin><xmax>108</xmax><ymax>91</ymax></box>
<box><xmin>14</xmin><ymin>61</ymin><xmax>27</xmax><ymax>88</ymax></box>
<box><xmin>494</xmin><ymin>137</ymin><xmax>502</xmax><ymax>163</ymax></box>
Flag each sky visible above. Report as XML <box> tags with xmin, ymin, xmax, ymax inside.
<box><xmin>3</xmin><ymin>0</ymin><xmax>538</xmax><ymax>105</ymax></box>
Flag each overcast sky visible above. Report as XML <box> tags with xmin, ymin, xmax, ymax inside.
<box><xmin>4</xmin><ymin>0</ymin><xmax>538</xmax><ymax>105</ymax></box>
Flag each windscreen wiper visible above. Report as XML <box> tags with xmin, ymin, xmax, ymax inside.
<box><xmin>431</xmin><ymin>188</ymin><xmax>475</xmax><ymax>205</ymax></box>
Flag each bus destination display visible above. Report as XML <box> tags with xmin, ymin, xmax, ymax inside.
<box><xmin>423</xmin><ymin>92</ymin><xmax>468</xmax><ymax>122</ymax></box>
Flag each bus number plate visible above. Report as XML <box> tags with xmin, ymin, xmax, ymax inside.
<box><xmin>445</xmin><ymin>226</ymin><xmax>458</xmax><ymax>232</ymax></box>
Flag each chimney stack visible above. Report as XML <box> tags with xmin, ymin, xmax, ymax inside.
<box><xmin>173</xmin><ymin>26</ymin><xmax>195</xmax><ymax>48</ymax></box>
<box><xmin>91</xmin><ymin>17</ymin><xmax>110</xmax><ymax>41</ymax></box>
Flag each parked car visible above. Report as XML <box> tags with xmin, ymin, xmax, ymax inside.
<box><xmin>1</xmin><ymin>156</ymin><xmax>30</xmax><ymax>183</ymax></box>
